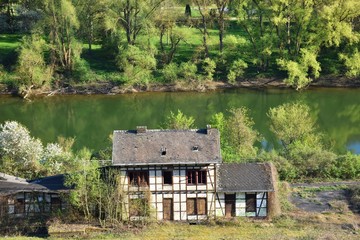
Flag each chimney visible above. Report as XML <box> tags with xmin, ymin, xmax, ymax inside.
<box><xmin>206</xmin><ymin>124</ymin><xmax>212</xmax><ymax>135</ymax></box>
<box><xmin>136</xmin><ymin>126</ymin><xmax>147</xmax><ymax>133</ymax></box>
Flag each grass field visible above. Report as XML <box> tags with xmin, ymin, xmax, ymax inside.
<box><xmin>4</xmin><ymin>212</ymin><xmax>358</xmax><ymax>240</ymax></box>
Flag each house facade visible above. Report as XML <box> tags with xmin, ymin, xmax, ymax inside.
<box><xmin>112</xmin><ymin>126</ymin><xmax>275</xmax><ymax>221</ymax></box>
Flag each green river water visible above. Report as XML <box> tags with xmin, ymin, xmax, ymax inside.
<box><xmin>0</xmin><ymin>88</ymin><xmax>359</xmax><ymax>154</ymax></box>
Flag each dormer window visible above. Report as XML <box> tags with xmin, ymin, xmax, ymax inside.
<box><xmin>161</xmin><ymin>147</ymin><xmax>167</xmax><ymax>156</ymax></box>
<box><xmin>192</xmin><ymin>146</ymin><xmax>199</xmax><ymax>152</ymax></box>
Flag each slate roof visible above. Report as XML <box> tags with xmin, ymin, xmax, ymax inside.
<box><xmin>112</xmin><ymin>127</ymin><xmax>221</xmax><ymax>165</ymax></box>
<box><xmin>217</xmin><ymin>163</ymin><xmax>274</xmax><ymax>192</ymax></box>
<box><xmin>0</xmin><ymin>173</ymin><xmax>69</xmax><ymax>196</ymax></box>
<box><xmin>29</xmin><ymin>174</ymin><xmax>70</xmax><ymax>191</ymax></box>
<box><xmin>0</xmin><ymin>172</ymin><xmax>48</xmax><ymax>196</ymax></box>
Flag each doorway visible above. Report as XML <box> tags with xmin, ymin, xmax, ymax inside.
<box><xmin>225</xmin><ymin>194</ymin><xmax>236</xmax><ymax>217</ymax></box>
<box><xmin>163</xmin><ymin>198</ymin><xmax>173</xmax><ymax>220</ymax></box>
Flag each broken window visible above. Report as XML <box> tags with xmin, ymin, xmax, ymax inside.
<box><xmin>187</xmin><ymin>170</ymin><xmax>207</xmax><ymax>185</ymax></box>
<box><xmin>163</xmin><ymin>170</ymin><xmax>173</xmax><ymax>185</ymax></box>
<box><xmin>246</xmin><ymin>193</ymin><xmax>256</xmax><ymax>212</ymax></box>
<box><xmin>187</xmin><ymin>198</ymin><xmax>207</xmax><ymax>215</ymax></box>
<box><xmin>128</xmin><ymin>171</ymin><xmax>149</xmax><ymax>187</ymax></box>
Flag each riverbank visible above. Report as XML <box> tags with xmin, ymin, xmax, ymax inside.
<box><xmin>1</xmin><ymin>76</ymin><xmax>360</xmax><ymax>97</ymax></box>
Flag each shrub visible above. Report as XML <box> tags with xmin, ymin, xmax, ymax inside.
<box><xmin>227</xmin><ymin>59</ymin><xmax>248</xmax><ymax>84</ymax></box>
<box><xmin>162</xmin><ymin>63</ymin><xmax>179</xmax><ymax>83</ymax></box>
<box><xmin>179</xmin><ymin>61</ymin><xmax>197</xmax><ymax>81</ymax></box>
<box><xmin>202</xmin><ymin>57</ymin><xmax>216</xmax><ymax>81</ymax></box>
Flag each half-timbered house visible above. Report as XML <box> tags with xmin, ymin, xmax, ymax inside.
<box><xmin>112</xmin><ymin>126</ymin><xmax>276</xmax><ymax>221</ymax></box>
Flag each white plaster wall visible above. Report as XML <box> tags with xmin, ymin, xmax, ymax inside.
<box><xmin>215</xmin><ymin>192</ymin><xmax>268</xmax><ymax>218</ymax></box>
<box><xmin>122</xmin><ymin>164</ymin><xmax>216</xmax><ymax>221</ymax></box>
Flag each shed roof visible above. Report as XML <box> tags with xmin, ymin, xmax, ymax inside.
<box><xmin>112</xmin><ymin>127</ymin><xmax>221</xmax><ymax>165</ymax></box>
<box><xmin>217</xmin><ymin>163</ymin><xmax>274</xmax><ymax>192</ymax></box>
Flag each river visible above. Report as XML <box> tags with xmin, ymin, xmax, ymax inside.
<box><xmin>0</xmin><ymin>88</ymin><xmax>359</xmax><ymax>154</ymax></box>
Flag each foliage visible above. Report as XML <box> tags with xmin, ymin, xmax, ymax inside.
<box><xmin>164</xmin><ymin>109</ymin><xmax>195</xmax><ymax>130</ymax></box>
<box><xmin>117</xmin><ymin>45</ymin><xmax>157</xmax><ymax>86</ymax></box>
<box><xmin>0</xmin><ymin>121</ymin><xmax>43</xmax><ymax>179</ymax></box>
<box><xmin>179</xmin><ymin>61</ymin><xmax>198</xmax><ymax>81</ymax></box>
<box><xmin>227</xmin><ymin>59</ymin><xmax>248</xmax><ymax>84</ymax></box>
<box><xmin>339</xmin><ymin>49</ymin><xmax>360</xmax><ymax>78</ymax></box>
<box><xmin>268</xmin><ymin>103</ymin><xmax>319</xmax><ymax>149</ymax></box>
<box><xmin>210</xmin><ymin>108</ymin><xmax>260</xmax><ymax>162</ymax></box>
<box><xmin>0</xmin><ymin>0</ymin><xmax>360</xmax><ymax>90</ymax></box>
<box><xmin>277</xmin><ymin>49</ymin><xmax>321</xmax><ymax>90</ymax></box>
<box><xmin>161</xmin><ymin>62</ymin><xmax>180</xmax><ymax>83</ymax></box>
<box><xmin>225</xmin><ymin>108</ymin><xmax>260</xmax><ymax>160</ymax></box>
<box><xmin>202</xmin><ymin>57</ymin><xmax>216</xmax><ymax>81</ymax></box>
<box><xmin>41</xmin><ymin>143</ymin><xmax>72</xmax><ymax>176</ymax></box>
<box><xmin>15</xmin><ymin>34</ymin><xmax>52</xmax><ymax>93</ymax></box>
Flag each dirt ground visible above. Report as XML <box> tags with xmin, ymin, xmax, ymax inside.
<box><xmin>290</xmin><ymin>181</ymin><xmax>360</xmax><ymax>213</ymax></box>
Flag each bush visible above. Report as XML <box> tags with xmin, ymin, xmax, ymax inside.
<box><xmin>72</xmin><ymin>58</ymin><xmax>96</xmax><ymax>82</ymax></box>
<box><xmin>162</xmin><ymin>63</ymin><xmax>179</xmax><ymax>83</ymax></box>
<box><xmin>202</xmin><ymin>57</ymin><xmax>216</xmax><ymax>81</ymax></box>
<box><xmin>333</xmin><ymin>153</ymin><xmax>360</xmax><ymax>179</ymax></box>
<box><xmin>227</xmin><ymin>59</ymin><xmax>248</xmax><ymax>84</ymax></box>
<box><xmin>179</xmin><ymin>61</ymin><xmax>197</xmax><ymax>81</ymax></box>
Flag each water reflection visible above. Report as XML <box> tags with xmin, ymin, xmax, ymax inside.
<box><xmin>0</xmin><ymin>88</ymin><xmax>359</xmax><ymax>153</ymax></box>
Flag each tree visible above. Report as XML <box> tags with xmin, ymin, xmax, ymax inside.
<box><xmin>0</xmin><ymin>121</ymin><xmax>43</xmax><ymax>179</ymax></box>
<box><xmin>214</xmin><ymin>0</ymin><xmax>229</xmax><ymax>53</ymax></box>
<box><xmin>73</xmin><ymin>0</ymin><xmax>107</xmax><ymax>52</ymax></box>
<box><xmin>39</xmin><ymin>0</ymin><xmax>82</xmax><ymax>73</ymax></box>
<box><xmin>105</xmin><ymin>0</ymin><xmax>165</xmax><ymax>45</ymax></box>
<box><xmin>268</xmin><ymin>102</ymin><xmax>319</xmax><ymax>150</ymax></box>
<box><xmin>339</xmin><ymin>49</ymin><xmax>360</xmax><ymax>78</ymax></box>
<box><xmin>15</xmin><ymin>34</ymin><xmax>52</xmax><ymax>97</ymax></box>
<box><xmin>164</xmin><ymin>109</ymin><xmax>195</xmax><ymax>129</ymax></box>
<box><xmin>193</xmin><ymin>0</ymin><xmax>212</xmax><ymax>57</ymax></box>
<box><xmin>41</xmin><ymin>143</ymin><xmax>72</xmax><ymax>175</ymax></box>
<box><xmin>116</xmin><ymin>44</ymin><xmax>157</xmax><ymax>86</ymax></box>
<box><xmin>225</xmin><ymin>108</ymin><xmax>259</xmax><ymax>160</ymax></box>
<box><xmin>210</xmin><ymin>108</ymin><xmax>260</xmax><ymax>161</ymax></box>
<box><xmin>277</xmin><ymin>48</ymin><xmax>321</xmax><ymax>90</ymax></box>
<box><xmin>227</xmin><ymin>58</ymin><xmax>248</xmax><ymax>83</ymax></box>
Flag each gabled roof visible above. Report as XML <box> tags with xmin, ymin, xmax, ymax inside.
<box><xmin>112</xmin><ymin>127</ymin><xmax>221</xmax><ymax>166</ymax></box>
<box><xmin>0</xmin><ymin>172</ymin><xmax>48</xmax><ymax>196</ymax></box>
<box><xmin>0</xmin><ymin>173</ymin><xmax>69</xmax><ymax>196</ymax></box>
<box><xmin>217</xmin><ymin>163</ymin><xmax>274</xmax><ymax>192</ymax></box>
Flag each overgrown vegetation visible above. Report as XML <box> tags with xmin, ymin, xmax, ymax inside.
<box><xmin>0</xmin><ymin>0</ymin><xmax>359</xmax><ymax>97</ymax></box>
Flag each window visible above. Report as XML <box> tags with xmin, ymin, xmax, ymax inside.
<box><xmin>187</xmin><ymin>198</ymin><xmax>207</xmax><ymax>215</ymax></box>
<box><xmin>187</xmin><ymin>170</ymin><xmax>207</xmax><ymax>185</ymax></box>
<box><xmin>192</xmin><ymin>146</ymin><xmax>199</xmax><ymax>151</ymax></box>
<box><xmin>161</xmin><ymin>147</ymin><xmax>167</xmax><ymax>156</ymax></box>
<box><xmin>246</xmin><ymin>193</ymin><xmax>256</xmax><ymax>212</ymax></box>
<box><xmin>128</xmin><ymin>171</ymin><xmax>149</xmax><ymax>186</ymax></box>
<box><xmin>129</xmin><ymin>198</ymin><xmax>149</xmax><ymax>217</ymax></box>
<box><xmin>163</xmin><ymin>170</ymin><xmax>173</xmax><ymax>185</ymax></box>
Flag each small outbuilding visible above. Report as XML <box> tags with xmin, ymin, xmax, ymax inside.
<box><xmin>0</xmin><ymin>173</ymin><xmax>68</xmax><ymax>219</ymax></box>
